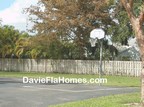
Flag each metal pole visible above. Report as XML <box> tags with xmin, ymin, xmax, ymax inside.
<box><xmin>99</xmin><ymin>40</ymin><xmax>103</xmax><ymax>86</ymax></box>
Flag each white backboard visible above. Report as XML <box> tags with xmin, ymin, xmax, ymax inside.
<box><xmin>90</xmin><ymin>29</ymin><xmax>105</xmax><ymax>39</ymax></box>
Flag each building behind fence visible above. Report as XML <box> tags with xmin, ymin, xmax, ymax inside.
<box><xmin>0</xmin><ymin>58</ymin><xmax>142</xmax><ymax>77</ymax></box>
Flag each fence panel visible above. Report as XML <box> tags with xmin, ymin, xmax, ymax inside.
<box><xmin>0</xmin><ymin>58</ymin><xmax>142</xmax><ymax>77</ymax></box>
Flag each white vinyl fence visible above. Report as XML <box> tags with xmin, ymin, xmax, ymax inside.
<box><xmin>0</xmin><ymin>58</ymin><xmax>142</xmax><ymax>77</ymax></box>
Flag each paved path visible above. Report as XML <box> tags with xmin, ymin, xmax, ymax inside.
<box><xmin>0</xmin><ymin>78</ymin><xmax>140</xmax><ymax>107</ymax></box>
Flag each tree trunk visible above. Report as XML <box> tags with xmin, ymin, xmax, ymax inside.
<box><xmin>131</xmin><ymin>19</ymin><xmax>144</xmax><ymax>104</ymax></box>
<box><xmin>141</xmin><ymin>68</ymin><xmax>144</xmax><ymax>105</ymax></box>
<box><xmin>120</xmin><ymin>0</ymin><xmax>144</xmax><ymax>105</ymax></box>
<box><xmin>138</xmin><ymin>40</ymin><xmax>144</xmax><ymax>105</ymax></box>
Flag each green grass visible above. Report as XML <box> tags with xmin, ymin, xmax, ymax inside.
<box><xmin>49</xmin><ymin>93</ymin><xmax>140</xmax><ymax>107</ymax></box>
<box><xmin>0</xmin><ymin>71</ymin><xmax>140</xmax><ymax>87</ymax></box>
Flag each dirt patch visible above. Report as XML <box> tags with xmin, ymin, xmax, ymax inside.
<box><xmin>124</xmin><ymin>103</ymin><xmax>142</xmax><ymax>107</ymax></box>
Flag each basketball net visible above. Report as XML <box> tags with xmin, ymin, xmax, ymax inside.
<box><xmin>89</xmin><ymin>38</ymin><xmax>97</xmax><ymax>47</ymax></box>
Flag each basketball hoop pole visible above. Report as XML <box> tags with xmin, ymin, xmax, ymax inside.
<box><xmin>99</xmin><ymin>40</ymin><xmax>103</xmax><ymax>86</ymax></box>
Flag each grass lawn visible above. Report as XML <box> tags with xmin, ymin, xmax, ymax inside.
<box><xmin>0</xmin><ymin>71</ymin><xmax>140</xmax><ymax>87</ymax></box>
<box><xmin>49</xmin><ymin>93</ymin><xmax>140</xmax><ymax>107</ymax></box>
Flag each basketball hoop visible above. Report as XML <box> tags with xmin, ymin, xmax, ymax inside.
<box><xmin>89</xmin><ymin>28</ymin><xmax>105</xmax><ymax>86</ymax></box>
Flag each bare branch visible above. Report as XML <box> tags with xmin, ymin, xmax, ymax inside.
<box><xmin>129</xmin><ymin>0</ymin><xmax>133</xmax><ymax>8</ymax></box>
<box><xmin>139</xmin><ymin>3</ymin><xmax>144</xmax><ymax>26</ymax></box>
<box><xmin>139</xmin><ymin>11</ymin><xmax>144</xmax><ymax>25</ymax></box>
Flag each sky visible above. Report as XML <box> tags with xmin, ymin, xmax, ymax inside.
<box><xmin>0</xmin><ymin>0</ymin><xmax>38</xmax><ymax>33</ymax></box>
<box><xmin>0</xmin><ymin>0</ymin><xmax>15</xmax><ymax>10</ymax></box>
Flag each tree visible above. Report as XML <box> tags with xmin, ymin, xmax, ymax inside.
<box><xmin>29</xmin><ymin>35</ymin><xmax>65</xmax><ymax>59</ymax></box>
<box><xmin>15</xmin><ymin>34</ymin><xmax>30</xmax><ymax>58</ymax></box>
<box><xmin>120</xmin><ymin>0</ymin><xmax>144</xmax><ymax>104</ymax></box>
<box><xmin>26</xmin><ymin>0</ymin><xmax>114</xmax><ymax>59</ymax></box>
<box><xmin>109</xmin><ymin>4</ymin><xmax>134</xmax><ymax>45</ymax></box>
<box><xmin>0</xmin><ymin>25</ymin><xmax>21</xmax><ymax>58</ymax></box>
<box><xmin>0</xmin><ymin>24</ymin><xmax>30</xmax><ymax>58</ymax></box>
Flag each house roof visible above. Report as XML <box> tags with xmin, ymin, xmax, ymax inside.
<box><xmin>118</xmin><ymin>46</ymin><xmax>141</xmax><ymax>61</ymax></box>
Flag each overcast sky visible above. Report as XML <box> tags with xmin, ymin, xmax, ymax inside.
<box><xmin>0</xmin><ymin>0</ymin><xmax>38</xmax><ymax>32</ymax></box>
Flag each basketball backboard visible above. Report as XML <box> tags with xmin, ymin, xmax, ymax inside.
<box><xmin>90</xmin><ymin>29</ymin><xmax>105</xmax><ymax>39</ymax></box>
